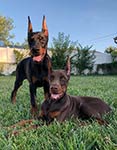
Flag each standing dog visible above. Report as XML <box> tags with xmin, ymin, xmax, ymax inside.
<box><xmin>40</xmin><ymin>57</ymin><xmax>111</xmax><ymax>124</ymax></box>
<box><xmin>11</xmin><ymin>16</ymin><xmax>52</xmax><ymax>114</ymax></box>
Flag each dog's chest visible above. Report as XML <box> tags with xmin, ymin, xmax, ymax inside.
<box><xmin>30</xmin><ymin>61</ymin><xmax>48</xmax><ymax>85</ymax></box>
<box><xmin>48</xmin><ymin>96</ymin><xmax>81</xmax><ymax>121</ymax></box>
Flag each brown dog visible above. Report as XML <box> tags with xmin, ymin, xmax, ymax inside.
<box><xmin>40</xmin><ymin>57</ymin><xmax>111</xmax><ymax>124</ymax></box>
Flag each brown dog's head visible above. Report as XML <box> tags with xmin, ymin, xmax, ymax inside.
<box><xmin>49</xmin><ymin>57</ymin><xmax>71</xmax><ymax>100</ymax></box>
<box><xmin>28</xmin><ymin>16</ymin><xmax>48</xmax><ymax>62</ymax></box>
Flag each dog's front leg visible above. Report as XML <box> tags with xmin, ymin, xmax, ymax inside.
<box><xmin>29</xmin><ymin>83</ymin><xmax>38</xmax><ymax>116</ymax></box>
<box><xmin>11</xmin><ymin>78</ymin><xmax>24</xmax><ymax>104</ymax></box>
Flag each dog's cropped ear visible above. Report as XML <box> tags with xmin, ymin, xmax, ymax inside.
<box><xmin>65</xmin><ymin>56</ymin><xmax>71</xmax><ymax>79</ymax></box>
<box><xmin>28</xmin><ymin>16</ymin><xmax>33</xmax><ymax>33</ymax></box>
<box><xmin>42</xmin><ymin>15</ymin><xmax>48</xmax><ymax>37</ymax></box>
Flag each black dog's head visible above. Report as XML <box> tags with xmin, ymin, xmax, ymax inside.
<box><xmin>49</xmin><ymin>57</ymin><xmax>71</xmax><ymax>100</ymax></box>
<box><xmin>28</xmin><ymin>16</ymin><xmax>48</xmax><ymax>62</ymax></box>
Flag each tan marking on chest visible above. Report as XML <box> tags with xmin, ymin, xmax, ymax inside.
<box><xmin>49</xmin><ymin>111</ymin><xmax>61</xmax><ymax>118</ymax></box>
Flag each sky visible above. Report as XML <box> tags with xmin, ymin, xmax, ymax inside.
<box><xmin>0</xmin><ymin>0</ymin><xmax>117</xmax><ymax>52</ymax></box>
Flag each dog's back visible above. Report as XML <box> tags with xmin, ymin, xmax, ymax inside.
<box><xmin>66</xmin><ymin>95</ymin><xmax>111</xmax><ymax>120</ymax></box>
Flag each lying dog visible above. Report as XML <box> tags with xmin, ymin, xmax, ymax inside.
<box><xmin>40</xmin><ymin>57</ymin><xmax>111</xmax><ymax>124</ymax></box>
<box><xmin>11</xmin><ymin>16</ymin><xmax>52</xmax><ymax>114</ymax></box>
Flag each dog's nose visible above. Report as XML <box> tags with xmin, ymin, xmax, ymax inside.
<box><xmin>51</xmin><ymin>84</ymin><xmax>59</xmax><ymax>91</ymax></box>
<box><xmin>31</xmin><ymin>48</ymin><xmax>40</xmax><ymax>55</ymax></box>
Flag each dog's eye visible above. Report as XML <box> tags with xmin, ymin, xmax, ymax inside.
<box><xmin>38</xmin><ymin>36</ymin><xmax>44</xmax><ymax>41</ymax></box>
<box><xmin>50</xmin><ymin>75</ymin><xmax>54</xmax><ymax>81</ymax></box>
<box><xmin>60</xmin><ymin>77</ymin><xmax>66</xmax><ymax>84</ymax></box>
<box><xmin>60</xmin><ymin>76</ymin><xmax>65</xmax><ymax>80</ymax></box>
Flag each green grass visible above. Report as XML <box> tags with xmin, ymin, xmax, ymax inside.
<box><xmin>0</xmin><ymin>75</ymin><xmax>117</xmax><ymax>150</ymax></box>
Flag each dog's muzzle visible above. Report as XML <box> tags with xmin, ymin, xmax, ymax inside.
<box><xmin>50</xmin><ymin>85</ymin><xmax>64</xmax><ymax>100</ymax></box>
<box><xmin>30</xmin><ymin>48</ymin><xmax>46</xmax><ymax>62</ymax></box>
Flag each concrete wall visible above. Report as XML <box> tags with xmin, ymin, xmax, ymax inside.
<box><xmin>0</xmin><ymin>47</ymin><xmax>16</xmax><ymax>63</ymax></box>
<box><xmin>0</xmin><ymin>47</ymin><xmax>27</xmax><ymax>75</ymax></box>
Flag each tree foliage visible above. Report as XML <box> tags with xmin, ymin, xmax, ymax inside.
<box><xmin>105</xmin><ymin>46</ymin><xmax>117</xmax><ymax>62</ymax></box>
<box><xmin>21</xmin><ymin>39</ymin><xmax>29</xmax><ymax>49</ymax></box>
<box><xmin>13</xmin><ymin>39</ymin><xmax>29</xmax><ymax>49</ymax></box>
<box><xmin>50</xmin><ymin>32</ymin><xmax>76</xmax><ymax>69</ymax></box>
<box><xmin>0</xmin><ymin>15</ymin><xmax>14</xmax><ymax>46</ymax></box>
<box><xmin>13</xmin><ymin>49</ymin><xmax>29</xmax><ymax>64</ymax></box>
<box><xmin>13</xmin><ymin>49</ymin><xmax>24</xmax><ymax>64</ymax></box>
<box><xmin>71</xmin><ymin>44</ymin><xmax>95</xmax><ymax>75</ymax></box>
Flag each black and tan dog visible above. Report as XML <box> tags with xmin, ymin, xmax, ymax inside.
<box><xmin>11</xmin><ymin>16</ymin><xmax>52</xmax><ymax>114</ymax></box>
<box><xmin>40</xmin><ymin>57</ymin><xmax>111</xmax><ymax>124</ymax></box>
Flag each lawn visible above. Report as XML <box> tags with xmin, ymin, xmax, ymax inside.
<box><xmin>0</xmin><ymin>75</ymin><xmax>117</xmax><ymax>150</ymax></box>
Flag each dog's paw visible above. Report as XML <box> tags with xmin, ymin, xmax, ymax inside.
<box><xmin>30</xmin><ymin>106</ymin><xmax>38</xmax><ymax>118</ymax></box>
